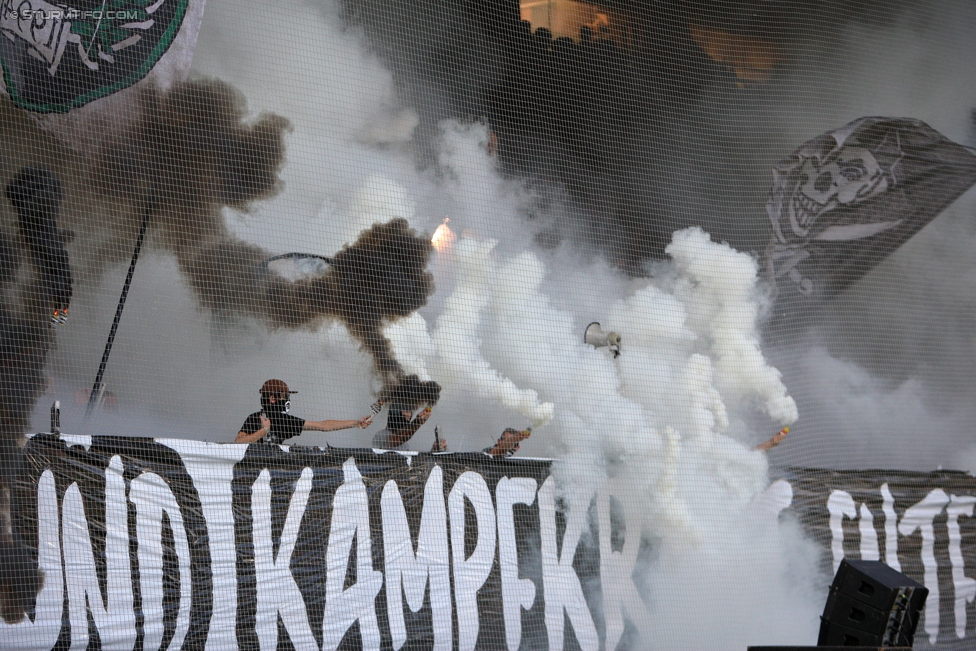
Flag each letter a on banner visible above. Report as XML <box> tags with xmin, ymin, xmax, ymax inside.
<box><xmin>323</xmin><ymin>459</ymin><xmax>384</xmax><ymax>651</ymax></box>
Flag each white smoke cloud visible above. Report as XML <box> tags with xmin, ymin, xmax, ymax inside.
<box><xmin>384</xmin><ymin>313</ymin><xmax>436</xmax><ymax>382</ymax></box>
<box><xmin>667</xmin><ymin>228</ymin><xmax>798</xmax><ymax>426</ymax></box>
<box><xmin>30</xmin><ymin>0</ymin><xmax>846</xmax><ymax>645</ymax></box>
<box><xmin>346</xmin><ymin>176</ymin><xmax>417</xmax><ymax>241</ymax></box>
<box><xmin>377</xmin><ymin>216</ymin><xmax>823</xmax><ymax>647</ymax></box>
<box><xmin>431</xmin><ymin>237</ymin><xmax>555</xmax><ymax>426</ymax></box>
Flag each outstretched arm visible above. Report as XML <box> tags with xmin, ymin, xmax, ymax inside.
<box><xmin>385</xmin><ymin>408</ymin><xmax>432</xmax><ymax>448</ymax></box>
<box><xmin>304</xmin><ymin>416</ymin><xmax>373</xmax><ymax>432</ymax></box>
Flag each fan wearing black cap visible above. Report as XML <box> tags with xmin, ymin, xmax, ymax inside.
<box><xmin>235</xmin><ymin>379</ymin><xmax>373</xmax><ymax>444</ymax></box>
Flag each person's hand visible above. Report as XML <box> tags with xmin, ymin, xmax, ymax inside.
<box><xmin>754</xmin><ymin>426</ymin><xmax>790</xmax><ymax>452</ymax></box>
<box><xmin>512</xmin><ymin>429</ymin><xmax>531</xmax><ymax>443</ymax></box>
<box><xmin>416</xmin><ymin>407</ymin><xmax>433</xmax><ymax>423</ymax></box>
<box><xmin>260</xmin><ymin>413</ymin><xmax>271</xmax><ymax>431</ymax></box>
<box><xmin>431</xmin><ymin>438</ymin><xmax>448</xmax><ymax>452</ymax></box>
<box><xmin>500</xmin><ymin>428</ymin><xmax>531</xmax><ymax>444</ymax></box>
<box><xmin>357</xmin><ymin>415</ymin><xmax>373</xmax><ymax>429</ymax></box>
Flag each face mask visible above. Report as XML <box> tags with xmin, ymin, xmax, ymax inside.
<box><xmin>261</xmin><ymin>394</ymin><xmax>289</xmax><ymax>414</ymax></box>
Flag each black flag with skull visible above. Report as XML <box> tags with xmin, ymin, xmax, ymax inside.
<box><xmin>764</xmin><ymin>117</ymin><xmax>976</xmax><ymax>330</ymax></box>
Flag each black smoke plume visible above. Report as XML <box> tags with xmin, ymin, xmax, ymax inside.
<box><xmin>189</xmin><ymin>218</ymin><xmax>435</xmax><ymax>388</ymax></box>
<box><xmin>380</xmin><ymin>374</ymin><xmax>442</xmax><ymax>409</ymax></box>
<box><xmin>88</xmin><ymin>78</ymin><xmax>436</xmax><ymax>391</ymax></box>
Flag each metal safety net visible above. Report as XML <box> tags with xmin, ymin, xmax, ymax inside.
<box><xmin>1</xmin><ymin>1</ymin><xmax>976</xmax><ymax>649</ymax></box>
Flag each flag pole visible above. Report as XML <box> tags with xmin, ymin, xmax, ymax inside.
<box><xmin>85</xmin><ymin>194</ymin><xmax>154</xmax><ymax>419</ymax></box>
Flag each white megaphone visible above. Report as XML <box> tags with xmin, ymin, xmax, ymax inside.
<box><xmin>583</xmin><ymin>322</ymin><xmax>621</xmax><ymax>357</ymax></box>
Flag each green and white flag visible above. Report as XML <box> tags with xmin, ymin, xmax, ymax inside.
<box><xmin>0</xmin><ymin>0</ymin><xmax>205</xmax><ymax>113</ymax></box>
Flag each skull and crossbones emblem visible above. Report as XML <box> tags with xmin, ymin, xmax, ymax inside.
<box><xmin>788</xmin><ymin>146</ymin><xmax>888</xmax><ymax>238</ymax></box>
<box><xmin>789</xmin><ymin>147</ymin><xmax>888</xmax><ymax>237</ymax></box>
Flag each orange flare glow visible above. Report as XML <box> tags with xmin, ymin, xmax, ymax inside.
<box><xmin>431</xmin><ymin>219</ymin><xmax>455</xmax><ymax>252</ymax></box>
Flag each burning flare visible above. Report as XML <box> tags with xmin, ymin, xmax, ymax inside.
<box><xmin>431</xmin><ymin>218</ymin><xmax>455</xmax><ymax>253</ymax></box>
